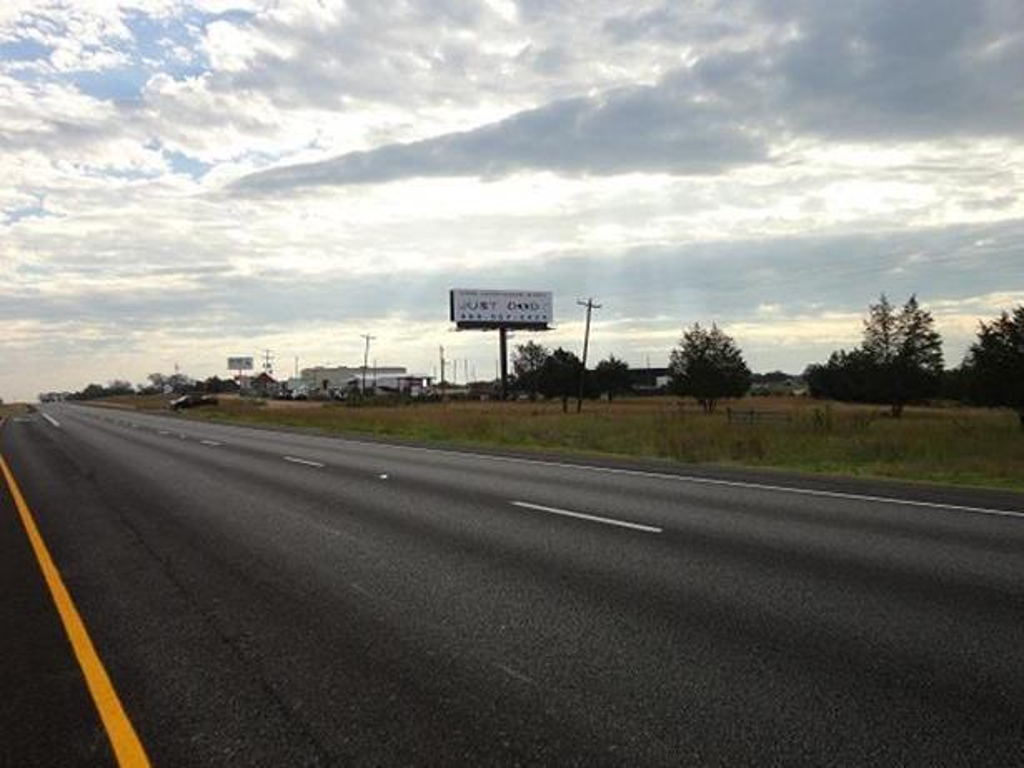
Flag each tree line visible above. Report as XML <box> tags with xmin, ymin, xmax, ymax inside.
<box><xmin>805</xmin><ymin>297</ymin><xmax>1024</xmax><ymax>424</ymax></box>
<box><xmin>510</xmin><ymin>297</ymin><xmax>1024</xmax><ymax>422</ymax></box>
<box><xmin>511</xmin><ymin>321</ymin><xmax>752</xmax><ymax>413</ymax></box>
<box><xmin>511</xmin><ymin>342</ymin><xmax>632</xmax><ymax>411</ymax></box>
<box><xmin>51</xmin><ymin>373</ymin><xmax>238</xmax><ymax>402</ymax></box>
<box><xmin>45</xmin><ymin>300</ymin><xmax>1024</xmax><ymax>424</ymax></box>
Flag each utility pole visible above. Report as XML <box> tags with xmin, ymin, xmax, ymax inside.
<box><xmin>360</xmin><ymin>334</ymin><xmax>375</xmax><ymax>394</ymax></box>
<box><xmin>499</xmin><ymin>329</ymin><xmax>509</xmax><ymax>400</ymax></box>
<box><xmin>439</xmin><ymin>345</ymin><xmax>446</xmax><ymax>387</ymax></box>
<box><xmin>261</xmin><ymin>349</ymin><xmax>274</xmax><ymax>376</ymax></box>
<box><xmin>576</xmin><ymin>297</ymin><xmax>601</xmax><ymax>413</ymax></box>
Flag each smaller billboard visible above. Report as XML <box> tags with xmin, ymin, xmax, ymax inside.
<box><xmin>227</xmin><ymin>356</ymin><xmax>254</xmax><ymax>371</ymax></box>
<box><xmin>450</xmin><ymin>289</ymin><xmax>553</xmax><ymax>330</ymax></box>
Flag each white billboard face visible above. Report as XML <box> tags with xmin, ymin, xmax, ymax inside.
<box><xmin>228</xmin><ymin>356</ymin><xmax>254</xmax><ymax>371</ymax></box>
<box><xmin>450</xmin><ymin>289</ymin><xmax>553</xmax><ymax>328</ymax></box>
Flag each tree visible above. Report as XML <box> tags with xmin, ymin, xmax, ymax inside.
<box><xmin>938</xmin><ymin>366</ymin><xmax>972</xmax><ymax>402</ymax></box>
<box><xmin>860</xmin><ymin>294</ymin><xmax>943</xmax><ymax>416</ymax></box>
<box><xmin>593</xmin><ymin>355</ymin><xmax>631</xmax><ymax>400</ymax></box>
<box><xmin>146</xmin><ymin>372</ymin><xmax>193</xmax><ymax>394</ymax></box>
<box><xmin>889</xmin><ymin>294</ymin><xmax>943</xmax><ymax>416</ymax></box>
<box><xmin>106</xmin><ymin>379</ymin><xmax>135</xmax><ymax>396</ymax></box>
<box><xmin>539</xmin><ymin>347</ymin><xmax>583</xmax><ymax>412</ymax></box>
<box><xmin>964</xmin><ymin>305</ymin><xmax>1024</xmax><ymax>428</ymax></box>
<box><xmin>199</xmin><ymin>376</ymin><xmax>238</xmax><ymax>394</ymax></box>
<box><xmin>862</xmin><ymin>294</ymin><xmax>899</xmax><ymax>367</ymax></box>
<box><xmin>808</xmin><ymin>294</ymin><xmax>943</xmax><ymax>416</ymax></box>
<box><xmin>512</xmin><ymin>341</ymin><xmax>549</xmax><ymax>400</ymax></box>
<box><xmin>804</xmin><ymin>348</ymin><xmax>874</xmax><ymax>402</ymax></box>
<box><xmin>668</xmin><ymin>323</ymin><xmax>751</xmax><ymax>412</ymax></box>
<box><xmin>75</xmin><ymin>383</ymin><xmax>106</xmax><ymax>400</ymax></box>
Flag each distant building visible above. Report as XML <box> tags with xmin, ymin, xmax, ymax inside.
<box><xmin>248</xmin><ymin>372</ymin><xmax>281</xmax><ymax>398</ymax></box>
<box><xmin>749</xmin><ymin>373</ymin><xmax>807</xmax><ymax>397</ymax></box>
<box><xmin>299</xmin><ymin>365</ymin><xmax>406</xmax><ymax>394</ymax></box>
<box><xmin>628</xmin><ymin>367</ymin><xmax>671</xmax><ymax>395</ymax></box>
<box><xmin>371</xmin><ymin>374</ymin><xmax>433</xmax><ymax>397</ymax></box>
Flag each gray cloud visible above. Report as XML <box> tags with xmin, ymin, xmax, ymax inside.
<box><xmin>730</xmin><ymin>0</ymin><xmax>1024</xmax><ymax>140</ymax></box>
<box><xmin>602</xmin><ymin>5</ymin><xmax>743</xmax><ymax>45</ymax></box>
<box><xmin>231</xmin><ymin>0</ymin><xmax>1024</xmax><ymax>193</ymax></box>
<box><xmin>6</xmin><ymin>219</ymin><xmax>1022</xmax><ymax>336</ymax></box>
<box><xmin>231</xmin><ymin>84</ymin><xmax>767</xmax><ymax>192</ymax></box>
<box><xmin>213</xmin><ymin>0</ymin><xmax>515</xmax><ymax>110</ymax></box>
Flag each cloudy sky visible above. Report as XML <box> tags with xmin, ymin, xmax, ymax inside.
<box><xmin>2</xmin><ymin>0</ymin><xmax>1024</xmax><ymax>400</ymax></box>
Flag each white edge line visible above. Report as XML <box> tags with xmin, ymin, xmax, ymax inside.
<box><xmin>493</xmin><ymin>662</ymin><xmax>536</xmax><ymax>685</ymax></box>
<box><xmin>200</xmin><ymin>440</ymin><xmax>222</xmax><ymax>447</ymax></box>
<box><xmin>283</xmin><ymin>455</ymin><xmax>325</xmax><ymax>468</ymax></box>
<box><xmin>511</xmin><ymin>500</ymin><xmax>662</xmax><ymax>533</ymax></box>
<box><xmin>343</xmin><ymin>440</ymin><xmax>1024</xmax><ymax>521</ymax></box>
<box><xmin>41</xmin><ymin>413</ymin><xmax>61</xmax><ymax>428</ymax></box>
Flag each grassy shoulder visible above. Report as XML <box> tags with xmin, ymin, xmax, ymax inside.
<box><xmin>0</xmin><ymin>402</ymin><xmax>31</xmax><ymax>419</ymax></box>
<box><xmin>107</xmin><ymin>394</ymin><xmax>1024</xmax><ymax>494</ymax></box>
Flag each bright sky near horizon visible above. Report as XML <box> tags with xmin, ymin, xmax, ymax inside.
<box><xmin>2</xmin><ymin>0</ymin><xmax>1024</xmax><ymax>401</ymax></box>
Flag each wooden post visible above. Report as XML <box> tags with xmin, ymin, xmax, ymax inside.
<box><xmin>576</xmin><ymin>298</ymin><xmax>601</xmax><ymax>413</ymax></box>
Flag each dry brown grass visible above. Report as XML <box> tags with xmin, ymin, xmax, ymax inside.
<box><xmin>0</xmin><ymin>402</ymin><xmax>30</xmax><ymax>419</ymax></box>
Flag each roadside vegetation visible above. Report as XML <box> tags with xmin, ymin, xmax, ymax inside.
<box><xmin>59</xmin><ymin>297</ymin><xmax>1024</xmax><ymax>492</ymax></box>
<box><xmin>0</xmin><ymin>402</ymin><xmax>30</xmax><ymax>419</ymax></box>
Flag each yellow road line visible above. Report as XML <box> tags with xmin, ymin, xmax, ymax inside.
<box><xmin>0</xmin><ymin>454</ymin><xmax>151</xmax><ymax>768</ymax></box>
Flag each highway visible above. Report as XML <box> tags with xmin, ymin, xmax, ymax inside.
<box><xmin>2</xmin><ymin>403</ymin><xmax>1024</xmax><ymax>767</ymax></box>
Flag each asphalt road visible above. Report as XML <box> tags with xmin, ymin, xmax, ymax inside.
<box><xmin>2</xmin><ymin>403</ymin><xmax>1024</xmax><ymax>767</ymax></box>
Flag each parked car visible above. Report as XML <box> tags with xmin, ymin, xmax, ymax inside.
<box><xmin>170</xmin><ymin>394</ymin><xmax>218</xmax><ymax>411</ymax></box>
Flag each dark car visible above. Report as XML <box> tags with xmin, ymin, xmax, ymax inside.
<box><xmin>169</xmin><ymin>394</ymin><xmax>218</xmax><ymax>411</ymax></box>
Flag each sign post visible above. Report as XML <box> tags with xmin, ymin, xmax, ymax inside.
<box><xmin>449</xmin><ymin>289</ymin><xmax>553</xmax><ymax>400</ymax></box>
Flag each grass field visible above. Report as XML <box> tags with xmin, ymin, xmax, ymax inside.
<box><xmin>0</xmin><ymin>402</ymin><xmax>30</xmax><ymax>419</ymax></box>
<box><xmin>95</xmin><ymin>393</ymin><xmax>1024</xmax><ymax>492</ymax></box>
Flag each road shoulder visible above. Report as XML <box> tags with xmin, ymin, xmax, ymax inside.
<box><xmin>0</xmin><ymin>432</ymin><xmax>115</xmax><ymax>767</ymax></box>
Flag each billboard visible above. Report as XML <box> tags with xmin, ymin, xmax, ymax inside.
<box><xmin>227</xmin><ymin>356</ymin><xmax>254</xmax><ymax>371</ymax></box>
<box><xmin>450</xmin><ymin>289</ymin><xmax>553</xmax><ymax>329</ymax></box>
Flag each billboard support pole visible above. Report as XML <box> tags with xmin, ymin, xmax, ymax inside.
<box><xmin>499</xmin><ymin>327</ymin><xmax>509</xmax><ymax>401</ymax></box>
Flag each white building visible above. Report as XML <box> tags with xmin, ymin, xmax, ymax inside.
<box><xmin>299</xmin><ymin>365</ymin><xmax>407</xmax><ymax>394</ymax></box>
